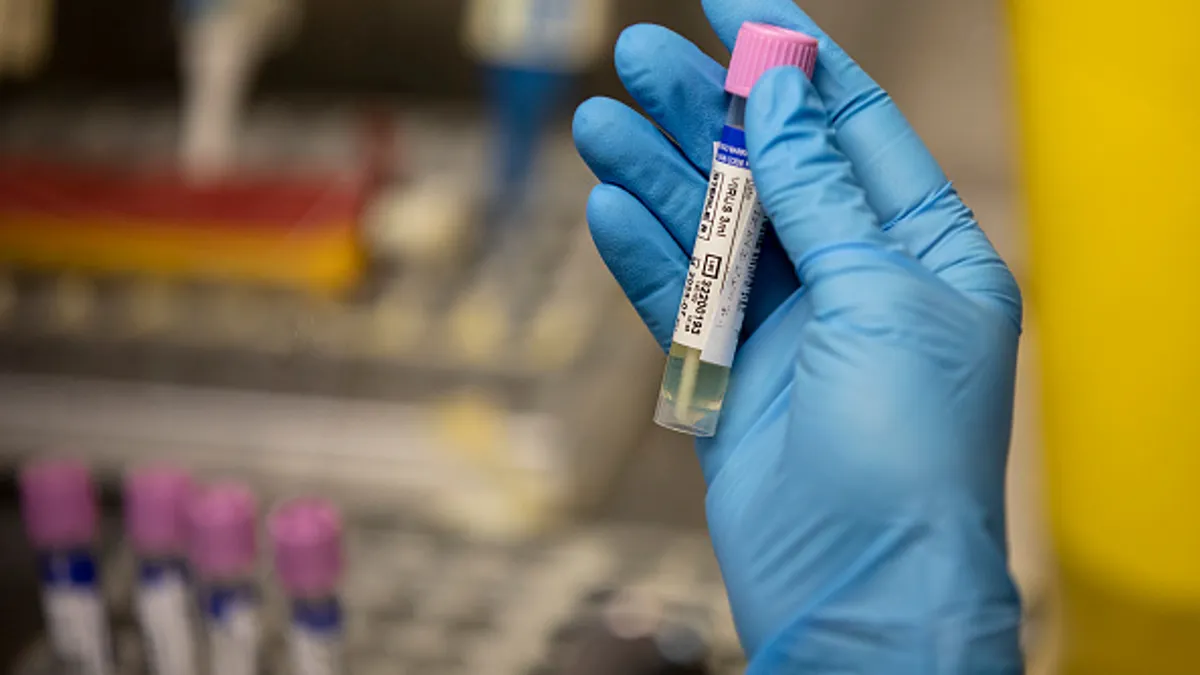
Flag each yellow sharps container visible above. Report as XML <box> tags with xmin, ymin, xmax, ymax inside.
<box><xmin>1009</xmin><ymin>1</ymin><xmax>1200</xmax><ymax>672</ymax></box>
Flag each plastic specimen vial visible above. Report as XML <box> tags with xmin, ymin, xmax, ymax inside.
<box><xmin>124</xmin><ymin>466</ymin><xmax>200</xmax><ymax>675</ymax></box>
<box><xmin>19</xmin><ymin>459</ymin><xmax>114</xmax><ymax>675</ymax></box>
<box><xmin>654</xmin><ymin>23</ymin><xmax>818</xmax><ymax>437</ymax></box>
<box><xmin>269</xmin><ymin>498</ymin><xmax>346</xmax><ymax>675</ymax></box>
<box><xmin>188</xmin><ymin>483</ymin><xmax>261</xmax><ymax>675</ymax></box>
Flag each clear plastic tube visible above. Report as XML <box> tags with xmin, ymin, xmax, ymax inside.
<box><xmin>655</xmin><ymin>99</ymin><xmax>752</xmax><ymax>437</ymax></box>
<box><xmin>653</xmin><ymin>23</ymin><xmax>818</xmax><ymax>438</ymax></box>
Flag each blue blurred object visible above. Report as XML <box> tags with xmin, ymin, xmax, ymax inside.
<box><xmin>483</xmin><ymin>64</ymin><xmax>572</xmax><ymax>226</ymax></box>
<box><xmin>572</xmin><ymin>0</ymin><xmax>1025</xmax><ymax>672</ymax></box>
<box><xmin>465</xmin><ymin>0</ymin><xmax>610</xmax><ymax>230</ymax></box>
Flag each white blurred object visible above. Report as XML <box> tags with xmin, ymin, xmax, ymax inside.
<box><xmin>364</xmin><ymin>177</ymin><xmax>478</xmax><ymax>267</ymax></box>
<box><xmin>178</xmin><ymin>0</ymin><xmax>300</xmax><ymax>182</ymax></box>
<box><xmin>464</xmin><ymin>0</ymin><xmax>613</xmax><ymax>71</ymax></box>
<box><xmin>0</xmin><ymin>0</ymin><xmax>54</xmax><ymax>78</ymax></box>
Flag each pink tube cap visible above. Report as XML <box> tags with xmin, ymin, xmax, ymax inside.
<box><xmin>269</xmin><ymin>498</ymin><xmax>343</xmax><ymax>597</ymax></box>
<box><xmin>19</xmin><ymin>459</ymin><xmax>99</xmax><ymax>549</ymax></box>
<box><xmin>725</xmin><ymin>22</ymin><xmax>819</xmax><ymax>98</ymax></box>
<box><xmin>188</xmin><ymin>482</ymin><xmax>257</xmax><ymax>578</ymax></box>
<box><xmin>124</xmin><ymin>466</ymin><xmax>194</xmax><ymax>555</ymax></box>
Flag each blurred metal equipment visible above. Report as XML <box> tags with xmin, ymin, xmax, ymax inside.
<box><xmin>557</xmin><ymin>588</ymin><xmax>711</xmax><ymax>675</ymax></box>
<box><xmin>0</xmin><ymin>102</ymin><xmax>659</xmax><ymax>541</ymax></box>
<box><xmin>1011</xmin><ymin>0</ymin><xmax>1200</xmax><ymax>672</ymax></box>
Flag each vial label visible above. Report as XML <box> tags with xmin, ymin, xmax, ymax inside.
<box><xmin>136</xmin><ymin>562</ymin><xmax>197</xmax><ymax>675</ymax></box>
<box><xmin>671</xmin><ymin>125</ymin><xmax>767</xmax><ymax>367</ymax></box>
<box><xmin>205</xmin><ymin>587</ymin><xmax>260</xmax><ymax>675</ymax></box>
<box><xmin>39</xmin><ymin>552</ymin><xmax>113</xmax><ymax>675</ymax></box>
<box><xmin>289</xmin><ymin>600</ymin><xmax>343</xmax><ymax>675</ymax></box>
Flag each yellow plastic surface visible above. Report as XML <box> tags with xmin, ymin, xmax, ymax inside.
<box><xmin>1010</xmin><ymin>0</ymin><xmax>1200</xmax><ymax>670</ymax></box>
<box><xmin>0</xmin><ymin>216</ymin><xmax>362</xmax><ymax>294</ymax></box>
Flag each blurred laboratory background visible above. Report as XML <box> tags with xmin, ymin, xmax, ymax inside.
<box><xmin>1</xmin><ymin>0</ymin><xmax>1194</xmax><ymax>674</ymax></box>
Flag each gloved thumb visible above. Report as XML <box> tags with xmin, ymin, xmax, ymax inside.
<box><xmin>746</xmin><ymin>67</ymin><xmax>905</xmax><ymax>295</ymax></box>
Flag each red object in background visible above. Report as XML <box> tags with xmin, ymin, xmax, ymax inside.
<box><xmin>0</xmin><ymin>158</ymin><xmax>365</xmax><ymax>231</ymax></box>
<box><xmin>0</xmin><ymin>113</ymin><xmax>396</xmax><ymax>294</ymax></box>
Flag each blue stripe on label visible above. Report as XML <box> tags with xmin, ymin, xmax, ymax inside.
<box><xmin>716</xmin><ymin>126</ymin><xmax>749</xmax><ymax>169</ymax></box>
<box><xmin>292</xmin><ymin>599</ymin><xmax>342</xmax><ymax>634</ymax></box>
<box><xmin>139</xmin><ymin>559</ymin><xmax>190</xmax><ymax>585</ymax></box>
<box><xmin>38</xmin><ymin>551</ymin><xmax>98</xmax><ymax>588</ymax></box>
<box><xmin>204</xmin><ymin>585</ymin><xmax>258</xmax><ymax>621</ymax></box>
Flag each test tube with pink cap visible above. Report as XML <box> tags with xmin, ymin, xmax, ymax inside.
<box><xmin>19</xmin><ymin>459</ymin><xmax>114</xmax><ymax>675</ymax></box>
<box><xmin>124</xmin><ymin>465</ymin><xmax>199</xmax><ymax>675</ymax></box>
<box><xmin>269</xmin><ymin>498</ymin><xmax>345</xmax><ymax>675</ymax></box>
<box><xmin>655</xmin><ymin>23</ymin><xmax>819</xmax><ymax>437</ymax></box>
<box><xmin>188</xmin><ymin>482</ymin><xmax>261</xmax><ymax>675</ymax></box>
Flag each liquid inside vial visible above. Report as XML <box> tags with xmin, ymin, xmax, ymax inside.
<box><xmin>654</xmin><ymin>343</ymin><xmax>731</xmax><ymax>437</ymax></box>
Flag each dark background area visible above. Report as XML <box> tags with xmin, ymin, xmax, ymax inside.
<box><xmin>1</xmin><ymin>2</ymin><xmax>910</xmax><ymax>110</ymax></box>
<box><xmin>0</xmin><ymin>0</ymin><xmax>1011</xmax><ymax>190</ymax></box>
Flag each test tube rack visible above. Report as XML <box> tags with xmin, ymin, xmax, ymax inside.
<box><xmin>13</xmin><ymin>519</ymin><xmax>746</xmax><ymax>675</ymax></box>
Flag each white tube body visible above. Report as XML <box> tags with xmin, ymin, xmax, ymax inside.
<box><xmin>38</xmin><ymin>548</ymin><xmax>113</xmax><ymax>675</ymax></box>
<box><xmin>287</xmin><ymin>596</ymin><xmax>344</xmax><ymax>675</ymax></box>
<box><xmin>136</xmin><ymin>557</ymin><xmax>199</xmax><ymax>675</ymax></box>
<box><xmin>200</xmin><ymin>579</ymin><xmax>260</xmax><ymax>675</ymax></box>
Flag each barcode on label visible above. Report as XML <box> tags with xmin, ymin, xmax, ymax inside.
<box><xmin>670</xmin><ymin>131</ymin><xmax>766</xmax><ymax>368</ymax></box>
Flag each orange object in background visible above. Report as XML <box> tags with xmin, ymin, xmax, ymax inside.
<box><xmin>1010</xmin><ymin>0</ymin><xmax>1200</xmax><ymax>672</ymax></box>
<box><xmin>0</xmin><ymin>157</ymin><xmax>369</xmax><ymax>294</ymax></box>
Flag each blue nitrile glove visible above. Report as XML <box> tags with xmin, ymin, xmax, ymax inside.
<box><xmin>572</xmin><ymin>1</ymin><xmax>1025</xmax><ymax>673</ymax></box>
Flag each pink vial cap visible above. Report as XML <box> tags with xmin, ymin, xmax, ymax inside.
<box><xmin>188</xmin><ymin>482</ymin><xmax>257</xmax><ymax>578</ymax></box>
<box><xmin>19</xmin><ymin>459</ymin><xmax>98</xmax><ymax>548</ymax></box>
<box><xmin>124</xmin><ymin>466</ymin><xmax>194</xmax><ymax>555</ymax></box>
<box><xmin>269</xmin><ymin>498</ymin><xmax>344</xmax><ymax>596</ymax></box>
<box><xmin>725</xmin><ymin>22</ymin><xmax>819</xmax><ymax>98</ymax></box>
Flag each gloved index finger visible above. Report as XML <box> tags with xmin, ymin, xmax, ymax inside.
<box><xmin>614</xmin><ymin>23</ymin><xmax>730</xmax><ymax>175</ymax></box>
<box><xmin>700</xmin><ymin>0</ymin><xmax>948</xmax><ymax>225</ymax></box>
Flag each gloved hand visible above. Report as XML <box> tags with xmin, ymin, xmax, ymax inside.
<box><xmin>572</xmin><ymin>1</ymin><xmax>1025</xmax><ymax>672</ymax></box>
